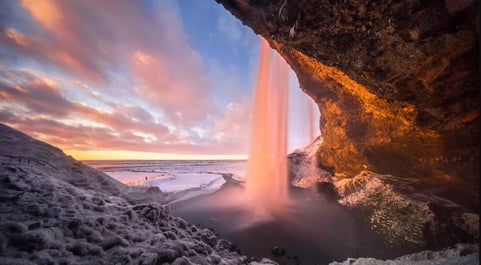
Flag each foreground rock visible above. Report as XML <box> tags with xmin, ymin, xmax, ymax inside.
<box><xmin>288</xmin><ymin>137</ymin><xmax>329</xmax><ymax>188</ymax></box>
<box><xmin>334</xmin><ymin>171</ymin><xmax>479</xmax><ymax>249</ymax></box>
<box><xmin>288</xmin><ymin>140</ymin><xmax>478</xmax><ymax>252</ymax></box>
<box><xmin>0</xmin><ymin>124</ymin><xmax>275</xmax><ymax>265</ymax></box>
<box><xmin>216</xmin><ymin>0</ymin><xmax>479</xmax><ymax>208</ymax></box>
<box><xmin>330</xmin><ymin>243</ymin><xmax>479</xmax><ymax>265</ymax></box>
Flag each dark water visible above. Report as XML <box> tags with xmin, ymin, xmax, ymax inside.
<box><xmin>172</xmin><ymin>185</ymin><xmax>410</xmax><ymax>265</ymax></box>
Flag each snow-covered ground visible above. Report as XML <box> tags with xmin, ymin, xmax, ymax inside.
<box><xmin>0</xmin><ymin>123</ymin><xmax>275</xmax><ymax>265</ymax></box>
<box><xmin>330</xmin><ymin>243</ymin><xmax>479</xmax><ymax>265</ymax></box>
<box><xmin>86</xmin><ymin>160</ymin><xmax>246</xmax><ymax>202</ymax></box>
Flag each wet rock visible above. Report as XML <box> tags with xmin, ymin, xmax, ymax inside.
<box><xmin>124</xmin><ymin>209</ymin><xmax>138</xmax><ymax>222</ymax></box>
<box><xmin>336</xmin><ymin>172</ymin><xmax>479</xmax><ymax>248</ymax></box>
<box><xmin>330</xmin><ymin>243</ymin><xmax>479</xmax><ymax>265</ymax></box>
<box><xmin>9</xmin><ymin>229</ymin><xmax>54</xmax><ymax>251</ymax></box>
<box><xmin>100</xmin><ymin>236</ymin><xmax>129</xmax><ymax>250</ymax></box>
<box><xmin>8</xmin><ymin>180</ymin><xmax>31</xmax><ymax>191</ymax></box>
<box><xmin>27</xmin><ymin>221</ymin><xmax>43</xmax><ymax>230</ymax></box>
<box><xmin>138</xmin><ymin>252</ymin><xmax>157</xmax><ymax>265</ymax></box>
<box><xmin>156</xmin><ymin>248</ymin><xmax>180</xmax><ymax>263</ymax></box>
<box><xmin>0</xmin><ymin>190</ymin><xmax>24</xmax><ymax>202</ymax></box>
<box><xmin>32</xmin><ymin>250</ymin><xmax>55</xmax><ymax>265</ymax></box>
<box><xmin>0</xmin><ymin>257</ymin><xmax>36</xmax><ymax>265</ymax></box>
<box><xmin>26</xmin><ymin>204</ymin><xmax>47</xmax><ymax>216</ymax></box>
<box><xmin>46</xmin><ymin>206</ymin><xmax>63</xmax><ymax>218</ymax></box>
<box><xmin>189</xmin><ymin>254</ymin><xmax>209</xmax><ymax>265</ymax></box>
<box><xmin>271</xmin><ymin>246</ymin><xmax>286</xmax><ymax>256</ymax></box>
<box><xmin>137</xmin><ymin>203</ymin><xmax>166</xmax><ymax>223</ymax></box>
<box><xmin>175</xmin><ymin>217</ymin><xmax>188</xmax><ymax>229</ymax></box>
<box><xmin>146</xmin><ymin>186</ymin><xmax>161</xmax><ymax>193</ymax></box>
<box><xmin>1</xmin><ymin>222</ymin><xmax>28</xmax><ymax>235</ymax></box>
<box><xmin>190</xmin><ymin>241</ymin><xmax>209</xmax><ymax>255</ymax></box>
<box><xmin>216</xmin><ymin>239</ymin><xmax>234</xmax><ymax>251</ymax></box>
<box><xmin>249</xmin><ymin>258</ymin><xmax>279</xmax><ymax>265</ymax></box>
<box><xmin>0</xmin><ymin>233</ymin><xmax>7</xmax><ymax>253</ymax></box>
<box><xmin>172</xmin><ymin>256</ymin><xmax>192</xmax><ymax>265</ymax></box>
<box><xmin>196</xmin><ymin>228</ymin><xmax>217</xmax><ymax>247</ymax></box>
<box><xmin>164</xmin><ymin>231</ymin><xmax>177</xmax><ymax>240</ymax></box>
<box><xmin>316</xmin><ymin>181</ymin><xmax>339</xmax><ymax>201</ymax></box>
<box><xmin>4</xmin><ymin>166</ymin><xmax>17</xmax><ymax>173</ymax></box>
<box><xmin>208</xmin><ymin>254</ymin><xmax>221</xmax><ymax>264</ymax></box>
<box><xmin>67</xmin><ymin>241</ymin><xmax>102</xmax><ymax>256</ymax></box>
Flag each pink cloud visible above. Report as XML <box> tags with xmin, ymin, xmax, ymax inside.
<box><xmin>0</xmin><ymin>67</ymin><xmax>173</xmax><ymax>149</ymax></box>
<box><xmin>130</xmin><ymin>50</ymin><xmax>213</xmax><ymax>125</ymax></box>
<box><xmin>10</xmin><ymin>0</ymin><xmax>214</xmax><ymax>125</ymax></box>
<box><xmin>0</xmin><ymin>66</ymin><xmax>238</xmax><ymax>155</ymax></box>
<box><xmin>0</xmin><ymin>66</ymin><xmax>74</xmax><ymax>116</ymax></box>
<box><xmin>0</xmin><ymin>1</ymin><xmax>256</xmax><ymax>156</ymax></box>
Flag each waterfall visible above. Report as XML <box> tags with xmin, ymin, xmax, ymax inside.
<box><xmin>245</xmin><ymin>38</ymin><xmax>290</xmax><ymax>218</ymax></box>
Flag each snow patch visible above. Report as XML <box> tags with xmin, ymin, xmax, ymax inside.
<box><xmin>330</xmin><ymin>243</ymin><xmax>479</xmax><ymax>265</ymax></box>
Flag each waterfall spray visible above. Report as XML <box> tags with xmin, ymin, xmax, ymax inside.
<box><xmin>245</xmin><ymin>38</ymin><xmax>290</xmax><ymax>218</ymax></box>
<box><xmin>308</xmin><ymin>96</ymin><xmax>316</xmax><ymax>143</ymax></box>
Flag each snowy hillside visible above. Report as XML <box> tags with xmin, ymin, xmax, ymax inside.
<box><xmin>0</xmin><ymin>124</ymin><xmax>272</xmax><ymax>265</ymax></box>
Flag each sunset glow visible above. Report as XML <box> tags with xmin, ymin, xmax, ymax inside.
<box><xmin>64</xmin><ymin>150</ymin><xmax>247</xmax><ymax>161</ymax></box>
<box><xmin>0</xmin><ymin>0</ymin><xmax>318</xmax><ymax>160</ymax></box>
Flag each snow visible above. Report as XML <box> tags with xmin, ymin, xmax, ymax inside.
<box><xmin>330</xmin><ymin>244</ymin><xmax>479</xmax><ymax>265</ymax></box>
<box><xmin>86</xmin><ymin>160</ymin><xmax>246</xmax><ymax>202</ymax></box>
<box><xmin>0</xmin><ymin>124</ymin><xmax>253</xmax><ymax>265</ymax></box>
<box><xmin>142</xmin><ymin>173</ymin><xmax>222</xmax><ymax>192</ymax></box>
<box><xmin>288</xmin><ymin>137</ymin><xmax>329</xmax><ymax>187</ymax></box>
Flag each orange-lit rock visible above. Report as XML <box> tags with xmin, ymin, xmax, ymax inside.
<box><xmin>216</xmin><ymin>0</ymin><xmax>479</xmax><ymax>208</ymax></box>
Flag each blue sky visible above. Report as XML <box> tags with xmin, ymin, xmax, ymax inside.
<box><xmin>0</xmin><ymin>0</ymin><xmax>318</xmax><ymax>160</ymax></box>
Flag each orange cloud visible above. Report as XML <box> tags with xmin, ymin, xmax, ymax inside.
<box><xmin>21</xmin><ymin>0</ymin><xmax>63</xmax><ymax>31</ymax></box>
<box><xmin>5</xmin><ymin>29</ymin><xmax>29</xmax><ymax>47</ymax></box>
<box><xmin>0</xmin><ymin>1</ymin><xmax>256</xmax><ymax>157</ymax></box>
<box><xmin>12</xmin><ymin>0</ymin><xmax>216</xmax><ymax>122</ymax></box>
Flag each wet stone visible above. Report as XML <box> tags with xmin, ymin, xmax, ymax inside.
<box><xmin>139</xmin><ymin>252</ymin><xmax>158</xmax><ymax>265</ymax></box>
<box><xmin>271</xmin><ymin>246</ymin><xmax>286</xmax><ymax>256</ymax></box>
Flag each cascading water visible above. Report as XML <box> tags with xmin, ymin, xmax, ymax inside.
<box><xmin>245</xmin><ymin>38</ymin><xmax>290</xmax><ymax>218</ymax></box>
<box><xmin>307</xmin><ymin>95</ymin><xmax>316</xmax><ymax>143</ymax></box>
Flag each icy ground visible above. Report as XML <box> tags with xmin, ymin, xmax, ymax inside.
<box><xmin>86</xmin><ymin>160</ymin><xmax>246</xmax><ymax>202</ymax></box>
<box><xmin>0</xmin><ymin>124</ymin><xmax>273</xmax><ymax>265</ymax></box>
<box><xmin>330</xmin><ymin>243</ymin><xmax>479</xmax><ymax>265</ymax></box>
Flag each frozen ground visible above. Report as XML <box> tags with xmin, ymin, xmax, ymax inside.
<box><xmin>0</xmin><ymin>124</ymin><xmax>274</xmax><ymax>265</ymax></box>
<box><xmin>330</xmin><ymin>243</ymin><xmax>479</xmax><ymax>265</ymax></box>
<box><xmin>86</xmin><ymin>160</ymin><xmax>246</xmax><ymax>203</ymax></box>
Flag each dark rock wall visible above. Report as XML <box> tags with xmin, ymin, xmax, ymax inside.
<box><xmin>216</xmin><ymin>0</ymin><xmax>479</xmax><ymax>202</ymax></box>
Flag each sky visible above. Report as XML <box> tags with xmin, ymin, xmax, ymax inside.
<box><xmin>0</xmin><ymin>0</ymin><xmax>319</xmax><ymax>160</ymax></box>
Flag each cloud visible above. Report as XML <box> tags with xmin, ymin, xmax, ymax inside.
<box><xmin>0</xmin><ymin>0</ymin><xmax>258</xmax><ymax>156</ymax></box>
<box><xmin>213</xmin><ymin>99</ymin><xmax>252</xmax><ymax>152</ymax></box>
<box><xmin>0</xmin><ymin>66</ymin><xmax>74</xmax><ymax>116</ymax></box>
<box><xmin>0</xmin><ymin>67</ymin><xmax>173</xmax><ymax>149</ymax></box>
<box><xmin>1</xmin><ymin>0</ymin><xmax>214</xmax><ymax>126</ymax></box>
<box><xmin>0</xmin><ymin>66</ymin><xmax>250</xmax><ymax>155</ymax></box>
<box><xmin>130</xmin><ymin>49</ymin><xmax>213</xmax><ymax>125</ymax></box>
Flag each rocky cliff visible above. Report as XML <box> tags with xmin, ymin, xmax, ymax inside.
<box><xmin>216</xmin><ymin>0</ymin><xmax>479</xmax><ymax>207</ymax></box>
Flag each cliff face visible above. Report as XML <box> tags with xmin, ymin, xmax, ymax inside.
<box><xmin>216</xmin><ymin>0</ymin><xmax>479</xmax><ymax>204</ymax></box>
